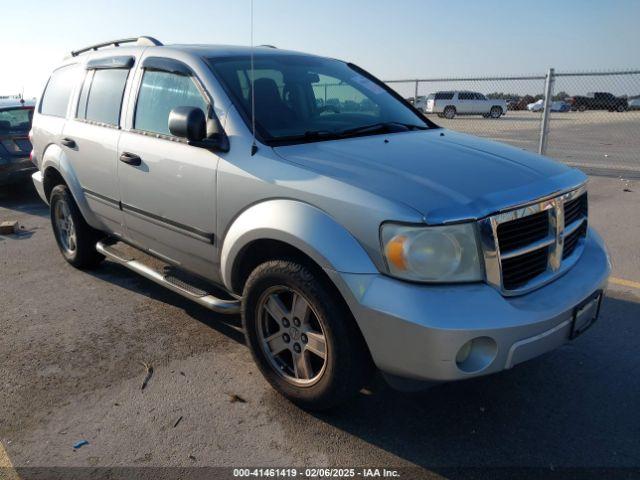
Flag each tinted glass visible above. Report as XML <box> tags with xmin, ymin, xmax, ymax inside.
<box><xmin>435</xmin><ymin>92</ymin><xmax>454</xmax><ymax>100</ymax></box>
<box><xmin>210</xmin><ymin>55</ymin><xmax>429</xmax><ymax>142</ymax></box>
<box><xmin>459</xmin><ymin>92</ymin><xmax>474</xmax><ymax>100</ymax></box>
<box><xmin>78</xmin><ymin>69</ymin><xmax>129</xmax><ymax>126</ymax></box>
<box><xmin>134</xmin><ymin>70</ymin><xmax>207</xmax><ymax>135</ymax></box>
<box><xmin>40</xmin><ymin>65</ymin><xmax>80</xmax><ymax>117</ymax></box>
<box><xmin>0</xmin><ymin>108</ymin><xmax>33</xmax><ymax>133</ymax></box>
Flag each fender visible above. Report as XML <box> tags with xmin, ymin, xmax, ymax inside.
<box><xmin>220</xmin><ymin>199</ymin><xmax>378</xmax><ymax>291</ymax></box>
<box><xmin>40</xmin><ymin>143</ymin><xmax>104</xmax><ymax>230</ymax></box>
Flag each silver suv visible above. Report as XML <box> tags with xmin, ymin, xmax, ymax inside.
<box><xmin>31</xmin><ymin>37</ymin><xmax>610</xmax><ymax>410</ymax></box>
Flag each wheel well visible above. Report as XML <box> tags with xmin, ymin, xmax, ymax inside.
<box><xmin>231</xmin><ymin>239</ymin><xmax>324</xmax><ymax>295</ymax></box>
<box><xmin>43</xmin><ymin>167</ymin><xmax>66</xmax><ymax>201</ymax></box>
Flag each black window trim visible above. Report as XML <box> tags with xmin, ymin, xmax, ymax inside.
<box><xmin>38</xmin><ymin>63</ymin><xmax>80</xmax><ymax>118</ymax></box>
<box><xmin>130</xmin><ymin>57</ymin><xmax>213</xmax><ymax>141</ymax></box>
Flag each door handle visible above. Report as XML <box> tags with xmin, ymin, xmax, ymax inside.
<box><xmin>60</xmin><ymin>137</ymin><xmax>76</xmax><ymax>148</ymax></box>
<box><xmin>119</xmin><ymin>152</ymin><xmax>142</xmax><ymax>166</ymax></box>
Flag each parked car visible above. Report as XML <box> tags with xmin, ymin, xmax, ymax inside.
<box><xmin>627</xmin><ymin>98</ymin><xmax>640</xmax><ymax>110</ymax></box>
<box><xmin>0</xmin><ymin>98</ymin><xmax>36</xmax><ymax>186</ymax></box>
<box><xmin>31</xmin><ymin>37</ymin><xmax>610</xmax><ymax>410</ymax></box>
<box><xmin>410</xmin><ymin>95</ymin><xmax>428</xmax><ymax>113</ymax></box>
<box><xmin>510</xmin><ymin>95</ymin><xmax>537</xmax><ymax>111</ymax></box>
<box><xmin>568</xmin><ymin>92</ymin><xmax>628</xmax><ymax>112</ymax></box>
<box><xmin>527</xmin><ymin>100</ymin><xmax>571</xmax><ymax>112</ymax></box>
<box><xmin>425</xmin><ymin>91</ymin><xmax>507</xmax><ymax>119</ymax></box>
<box><xmin>527</xmin><ymin>99</ymin><xmax>544</xmax><ymax>112</ymax></box>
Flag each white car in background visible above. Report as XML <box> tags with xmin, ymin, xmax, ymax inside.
<box><xmin>628</xmin><ymin>98</ymin><xmax>640</xmax><ymax>111</ymax></box>
<box><xmin>527</xmin><ymin>100</ymin><xmax>571</xmax><ymax>112</ymax></box>
<box><xmin>425</xmin><ymin>91</ymin><xmax>507</xmax><ymax>119</ymax></box>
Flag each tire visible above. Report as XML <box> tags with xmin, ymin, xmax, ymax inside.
<box><xmin>490</xmin><ymin>106</ymin><xmax>503</xmax><ymax>119</ymax></box>
<box><xmin>578</xmin><ymin>104</ymin><xmax>587</xmax><ymax>112</ymax></box>
<box><xmin>616</xmin><ymin>104</ymin><xmax>626</xmax><ymax>112</ymax></box>
<box><xmin>242</xmin><ymin>260</ymin><xmax>373</xmax><ymax>410</ymax></box>
<box><xmin>443</xmin><ymin>106</ymin><xmax>456</xmax><ymax>119</ymax></box>
<box><xmin>49</xmin><ymin>184</ymin><xmax>104</xmax><ymax>269</ymax></box>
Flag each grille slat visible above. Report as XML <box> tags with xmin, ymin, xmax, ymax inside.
<box><xmin>563</xmin><ymin>223</ymin><xmax>587</xmax><ymax>259</ymax></box>
<box><xmin>564</xmin><ymin>194</ymin><xmax>588</xmax><ymax>226</ymax></box>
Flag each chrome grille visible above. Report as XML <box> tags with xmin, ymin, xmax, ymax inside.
<box><xmin>479</xmin><ymin>185</ymin><xmax>588</xmax><ymax>296</ymax></box>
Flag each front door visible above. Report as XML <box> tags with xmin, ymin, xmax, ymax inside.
<box><xmin>117</xmin><ymin>65</ymin><xmax>219</xmax><ymax>279</ymax></box>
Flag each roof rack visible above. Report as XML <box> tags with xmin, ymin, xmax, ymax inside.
<box><xmin>71</xmin><ymin>36</ymin><xmax>163</xmax><ymax>57</ymax></box>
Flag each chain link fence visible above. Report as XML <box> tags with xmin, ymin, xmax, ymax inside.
<box><xmin>385</xmin><ymin>69</ymin><xmax>640</xmax><ymax>177</ymax></box>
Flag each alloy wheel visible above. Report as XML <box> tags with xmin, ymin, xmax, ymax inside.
<box><xmin>256</xmin><ymin>286</ymin><xmax>328</xmax><ymax>386</ymax></box>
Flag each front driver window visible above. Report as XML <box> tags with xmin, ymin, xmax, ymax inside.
<box><xmin>134</xmin><ymin>70</ymin><xmax>208</xmax><ymax>136</ymax></box>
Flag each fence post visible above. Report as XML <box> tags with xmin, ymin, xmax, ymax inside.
<box><xmin>538</xmin><ymin>68</ymin><xmax>555</xmax><ymax>155</ymax></box>
<box><xmin>414</xmin><ymin>80</ymin><xmax>419</xmax><ymax>103</ymax></box>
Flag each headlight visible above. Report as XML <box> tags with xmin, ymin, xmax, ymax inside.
<box><xmin>381</xmin><ymin>222</ymin><xmax>482</xmax><ymax>282</ymax></box>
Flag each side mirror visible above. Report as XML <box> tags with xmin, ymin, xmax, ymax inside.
<box><xmin>169</xmin><ymin>106</ymin><xmax>206</xmax><ymax>142</ymax></box>
<box><xmin>168</xmin><ymin>105</ymin><xmax>229</xmax><ymax>153</ymax></box>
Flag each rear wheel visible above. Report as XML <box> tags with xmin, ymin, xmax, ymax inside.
<box><xmin>242</xmin><ymin>260</ymin><xmax>372</xmax><ymax>410</ymax></box>
<box><xmin>490</xmin><ymin>106</ymin><xmax>503</xmax><ymax>119</ymax></box>
<box><xmin>443</xmin><ymin>106</ymin><xmax>456</xmax><ymax>119</ymax></box>
<box><xmin>50</xmin><ymin>184</ymin><xmax>104</xmax><ymax>269</ymax></box>
<box><xmin>578</xmin><ymin>104</ymin><xmax>587</xmax><ymax>112</ymax></box>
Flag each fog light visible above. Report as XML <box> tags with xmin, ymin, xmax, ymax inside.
<box><xmin>455</xmin><ymin>337</ymin><xmax>498</xmax><ymax>374</ymax></box>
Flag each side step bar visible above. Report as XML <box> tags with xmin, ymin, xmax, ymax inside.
<box><xmin>96</xmin><ymin>241</ymin><xmax>241</xmax><ymax>315</ymax></box>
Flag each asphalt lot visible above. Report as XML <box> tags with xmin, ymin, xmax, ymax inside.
<box><xmin>1</xmin><ymin>176</ymin><xmax>639</xmax><ymax>478</ymax></box>
<box><xmin>430</xmin><ymin>110</ymin><xmax>640</xmax><ymax>177</ymax></box>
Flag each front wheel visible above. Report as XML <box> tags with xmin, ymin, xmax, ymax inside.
<box><xmin>443</xmin><ymin>106</ymin><xmax>456</xmax><ymax>119</ymax></box>
<box><xmin>242</xmin><ymin>260</ymin><xmax>373</xmax><ymax>410</ymax></box>
<box><xmin>50</xmin><ymin>184</ymin><xmax>104</xmax><ymax>269</ymax></box>
<box><xmin>489</xmin><ymin>106</ymin><xmax>503</xmax><ymax>119</ymax></box>
<box><xmin>616</xmin><ymin>104</ymin><xmax>626</xmax><ymax>112</ymax></box>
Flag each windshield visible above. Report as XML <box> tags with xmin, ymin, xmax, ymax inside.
<box><xmin>0</xmin><ymin>107</ymin><xmax>33</xmax><ymax>134</ymax></box>
<box><xmin>209</xmin><ymin>55</ymin><xmax>433</xmax><ymax>144</ymax></box>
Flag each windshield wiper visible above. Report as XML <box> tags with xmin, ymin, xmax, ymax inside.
<box><xmin>337</xmin><ymin>122</ymin><xmax>427</xmax><ymax>137</ymax></box>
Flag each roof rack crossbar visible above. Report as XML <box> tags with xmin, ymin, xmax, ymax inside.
<box><xmin>71</xmin><ymin>36</ymin><xmax>162</xmax><ymax>57</ymax></box>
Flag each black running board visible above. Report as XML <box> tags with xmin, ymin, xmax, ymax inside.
<box><xmin>96</xmin><ymin>241</ymin><xmax>241</xmax><ymax>315</ymax></box>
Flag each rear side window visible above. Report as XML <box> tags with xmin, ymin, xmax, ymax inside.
<box><xmin>77</xmin><ymin>69</ymin><xmax>129</xmax><ymax>126</ymax></box>
<box><xmin>435</xmin><ymin>92</ymin><xmax>454</xmax><ymax>100</ymax></box>
<box><xmin>40</xmin><ymin>65</ymin><xmax>81</xmax><ymax>117</ymax></box>
<box><xmin>458</xmin><ymin>92</ymin><xmax>474</xmax><ymax>100</ymax></box>
<box><xmin>134</xmin><ymin>70</ymin><xmax>208</xmax><ymax>136</ymax></box>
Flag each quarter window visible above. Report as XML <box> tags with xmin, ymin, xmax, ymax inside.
<box><xmin>77</xmin><ymin>69</ymin><xmax>130</xmax><ymax>126</ymax></box>
<box><xmin>134</xmin><ymin>70</ymin><xmax>208</xmax><ymax>136</ymax></box>
<box><xmin>40</xmin><ymin>64</ymin><xmax>81</xmax><ymax>117</ymax></box>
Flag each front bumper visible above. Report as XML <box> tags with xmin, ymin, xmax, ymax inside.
<box><xmin>326</xmin><ymin>228</ymin><xmax>610</xmax><ymax>382</ymax></box>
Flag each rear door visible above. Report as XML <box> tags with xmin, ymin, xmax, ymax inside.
<box><xmin>32</xmin><ymin>63</ymin><xmax>83</xmax><ymax>176</ymax></box>
<box><xmin>457</xmin><ymin>92</ymin><xmax>475</xmax><ymax>113</ymax></box>
<box><xmin>117</xmin><ymin>56</ymin><xmax>219</xmax><ymax>279</ymax></box>
<box><xmin>61</xmin><ymin>55</ymin><xmax>135</xmax><ymax>235</ymax></box>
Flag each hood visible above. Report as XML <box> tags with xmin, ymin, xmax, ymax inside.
<box><xmin>274</xmin><ymin>129</ymin><xmax>586</xmax><ymax>223</ymax></box>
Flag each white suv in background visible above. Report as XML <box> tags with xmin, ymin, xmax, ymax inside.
<box><xmin>425</xmin><ymin>91</ymin><xmax>507</xmax><ymax>119</ymax></box>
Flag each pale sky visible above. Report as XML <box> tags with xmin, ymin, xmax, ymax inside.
<box><xmin>1</xmin><ymin>0</ymin><xmax>639</xmax><ymax>98</ymax></box>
